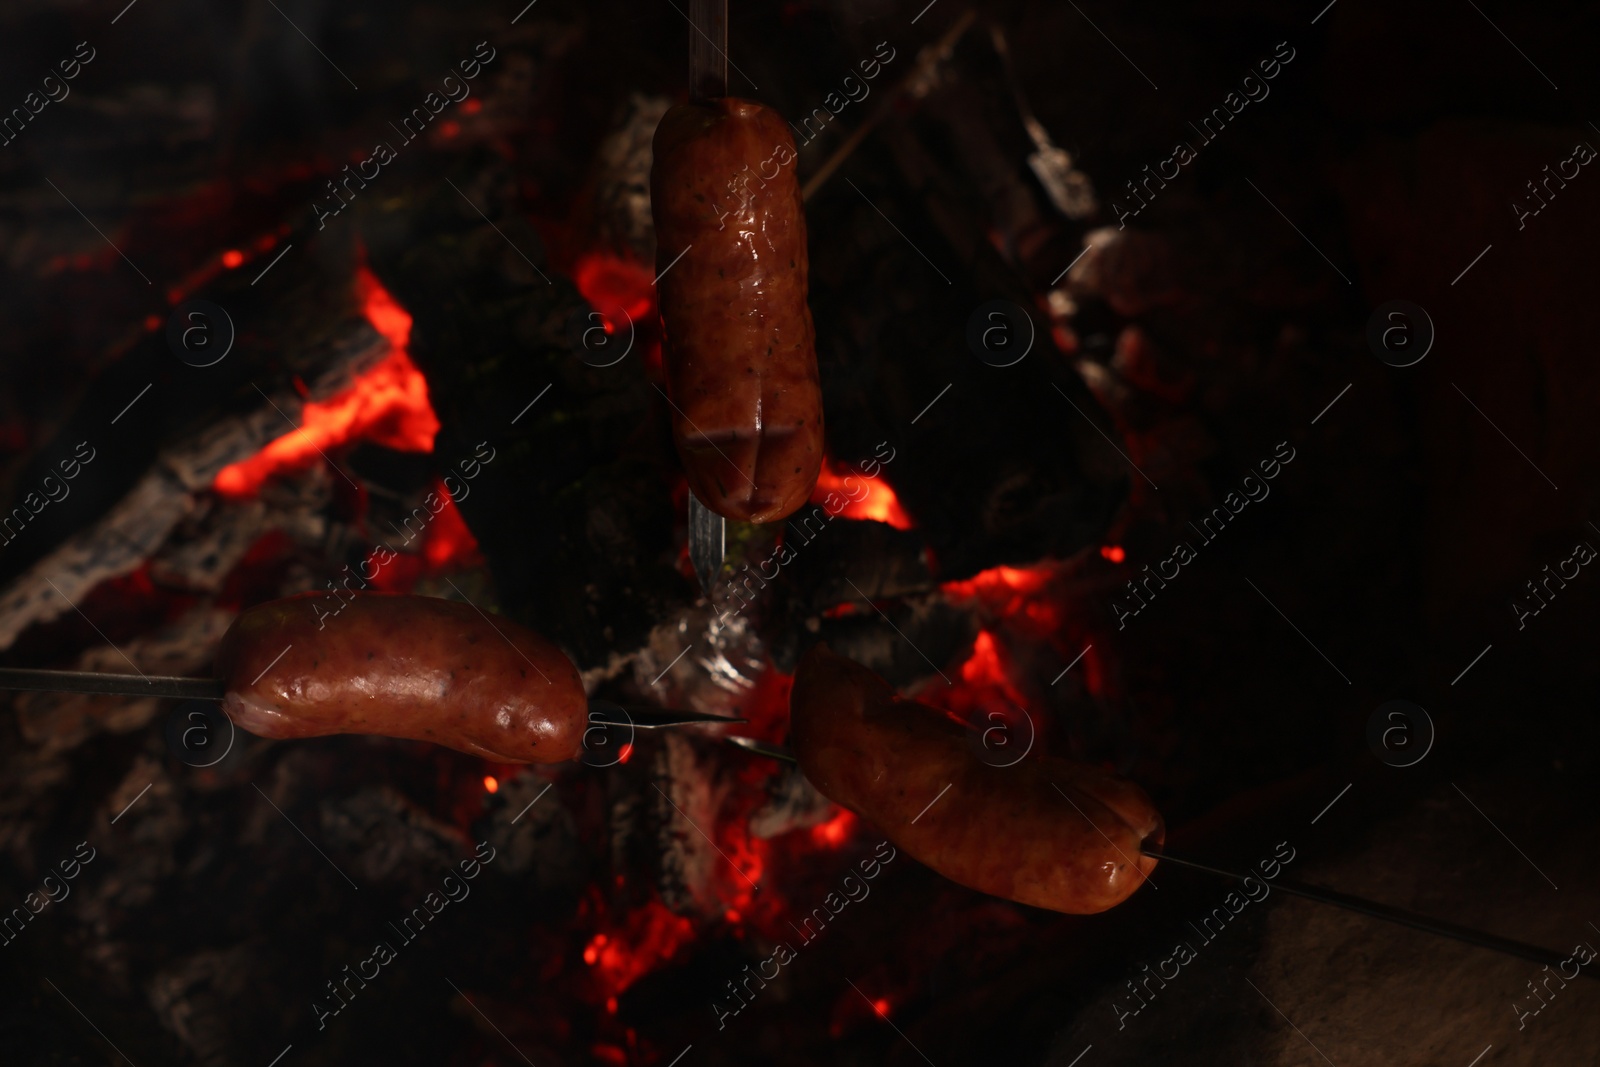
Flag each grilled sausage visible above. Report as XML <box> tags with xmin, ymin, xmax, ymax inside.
<box><xmin>215</xmin><ymin>593</ymin><xmax>586</xmax><ymax>763</ymax></box>
<box><xmin>650</xmin><ymin>97</ymin><xmax>824</xmax><ymax>524</ymax></box>
<box><xmin>790</xmin><ymin>645</ymin><xmax>1162</xmax><ymax>914</ymax></box>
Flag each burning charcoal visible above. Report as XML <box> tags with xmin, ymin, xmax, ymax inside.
<box><xmin>14</xmin><ymin>607</ymin><xmax>234</xmax><ymax>752</ymax></box>
<box><xmin>318</xmin><ymin>785</ymin><xmax>475</xmax><ymax>888</ymax></box>
<box><xmin>632</xmin><ymin>604</ymin><xmax>764</xmax><ymax>719</ymax></box>
<box><xmin>799</xmin><ymin>591</ymin><xmax>976</xmax><ymax>690</ymax></box>
<box><xmin>0</xmin><ymin>3</ymin><xmax>1506</xmax><ymax>1063</ymax></box>
<box><xmin>590</xmin><ymin>92</ymin><xmax>672</xmax><ymax>263</ymax></box>
<box><xmin>481</xmin><ymin>770</ymin><xmax>586</xmax><ymax>895</ymax></box>
<box><xmin>748</xmin><ymin>763</ymin><xmax>835</xmax><ymax>840</ymax></box>
<box><xmin>650</xmin><ymin>732</ymin><xmax>733</xmax><ymax>918</ymax></box>
<box><xmin>146</xmin><ymin>943</ymin><xmax>262</xmax><ymax>1067</ymax></box>
<box><xmin>0</xmin><ymin>302</ymin><xmax>390</xmax><ymax>650</ymax></box>
<box><xmin>148</xmin><ymin>497</ymin><xmax>275</xmax><ymax>594</ymax></box>
<box><xmin>360</xmin><ymin>160</ymin><xmax>688</xmax><ymax>667</ymax></box>
<box><xmin>770</xmin><ymin>516</ymin><xmax>932</xmax><ymax>619</ymax></box>
<box><xmin>1065</xmin><ymin>226</ymin><xmax>1187</xmax><ymax>318</ymax></box>
<box><xmin>0</xmin><ymin>470</ymin><xmax>203</xmax><ymax>651</ymax></box>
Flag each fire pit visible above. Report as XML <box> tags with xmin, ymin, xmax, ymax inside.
<box><xmin>3</xmin><ymin>1</ymin><xmax>1597</xmax><ymax>1065</ymax></box>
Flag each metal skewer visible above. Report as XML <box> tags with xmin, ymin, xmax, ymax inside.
<box><xmin>687</xmin><ymin>491</ymin><xmax>726</xmax><ymax>599</ymax></box>
<box><xmin>0</xmin><ymin>668</ymin><xmax>745</xmax><ymax>730</ymax></box>
<box><xmin>719</xmin><ymin>736</ymin><xmax>1590</xmax><ymax>974</ymax></box>
<box><xmin>19</xmin><ymin>670</ymin><xmax>1569</xmax><ymax>973</ymax></box>
<box><xmin>1141</xmin><ymin>843</ymin><xmax>1597</xmax><ymax>980</ymax></box>
<box><xmin>0</xmin><ymin>667</ymin><xmax>224</xmax><ymax>701</ymax></box>
<box><xmin>687</xmin><ymin>0</ymin><xmax>728</xmax><ymax>104</ymax></box>
<box><xmin>586</xmin><ymin>699</ymin><xmax>743</xmax><ymax>730</ymax></box>
<box><xmin>682</xmin><ymin>0</ymin><xmax>731</xmax><ymax>599</ymax></box>
<box><xmin>723</xmin><ymin>733</ymin><xmax>797</xmax><ymax>763</ymax></box>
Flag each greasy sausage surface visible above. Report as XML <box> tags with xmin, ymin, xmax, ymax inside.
<box><xmin>651</xmin><ymin>97</ymin><xmax>824</xmax><ymax>524</ymax></box>
<box><xmin>215</xmin><ymin>593</ymin><xmax>586</xmax><ymax>763</ymax></box>
<box><xmin>790</xmin><ymin>646</ymin><xmax>1162</xmax><ymax>914</ymax></box>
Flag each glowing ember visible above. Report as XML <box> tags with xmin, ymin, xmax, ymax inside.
<box><xmin>422</xmin><ymin>485</ymin><xmax>480</xmax><ymax>568</ymax></box>
<box><xmin>617</xmin><ymin>743</ymin><xmax>633</xmax><ymax>764</ymax></box>
<box><xmin>483</xmin><ymin>776</ymin><xmax>499</xmax><ymax>794</ymax></box>
<box><xmin>874</xmin><ymin>998</ymin><xmax>891</xmax><ymax>1016</ymax></box>
<box><xmin>571</xmin><ymin>248</ymin><xmax>663</xmax><ymax>375</ymax></box>
<box><xmin>941</xmin><ymin>564</ymin><xmax>1053</xmax><ymax>601</ymax></box>
<box><xmin>922</xmin><ymin>561</ymin><xmax>1085</xmax><ymax>739</ymax></box>
<box><xmin>357</xmin><ymin>264</ymin><xmax>413</xmax><ymax>351</ymax></box>
<box><xmin>582</xmin><ymin>900</ymin><xmax>697</xmax><ymax>999</ymax></box>
<box><xmin>572</xmin><ymin>250</ymin><xmax>657</xmax><ymax>326</ymax></box>
<box><xmin>956</xmin><ymin>630</ymin><xmax>1031</xmax><ymax>710</ymax></box>
<box><xmin>221</xmin><ymin>249</ymin><xmax>244</xmax><ymax>268</ymax></box>
<box><xmin>361</xmin><ymin>482</ymin><xmax>482</xmax><ymax>590</ymax></box>
<box><xmin>811</xmin><ymin>460</ymin><xmax>913</xmax><ymax>529</ymax></box>
<box><xmin>810</xmin><ymin>808</ymin><xmax>856</xmax><ymax>848</ymax></box>
<box><xmin>1100</xmin><ymin>544</ymin><xmax>1126</xmax><ymax>563</ymax></box>
<box><xmin>212</xmin><ymin>267</ymin><xmax>438</xmax><ymax>498</ymax></box>
<box><xmin>940</xmin><ymin>564</ymin><xmax>1062</xmax><ymax>634</ymax></box>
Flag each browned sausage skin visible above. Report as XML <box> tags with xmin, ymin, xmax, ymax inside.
<box><xmin>215</xmin><ymin>593</ymin><xmax>587</xmax><ymax>763</ymax></box>
<box><xmin>790</xmin><ymin>645</ymin><xmax>1163</xmax><ymax>915</ymax></box>
<box><xmin>651</xmin><ymin>97</ymin><xmax>824</xmax><ymax>524</ymax></box>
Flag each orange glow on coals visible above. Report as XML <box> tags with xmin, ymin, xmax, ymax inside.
<box><xmin>958</xmin><ymin>630</ymin><xmax>1030</xmax><ymax>708</ymax></box>
<box><xmin>942</xmin><ymin>565</ymin><xmax>1053</xmax><ymax>600</ymax></box>
<box><xmin>810</xmin><ymin>808</ymin><xmax>856</xmax><ymax>848</ymax></box>
<box><xmin>422</xmin><ymin>486</ymin><xmax>479</xmax><ymax>568</ymax></box>
<box><xmin>812</xmin><ymin>461</ymin><xmax>913</xmax><ymax>530</ymax></box>
<box><xmin>363</xmin><ymin>480</ymin><xmax>482</xmax><ymax>589</ymax></box>
<box><xmin>356</xmin><ymin>263</ymin><xmax>417</xmax><ymax>352</ymax></box>
<box><xmin>572</xmin><ymin>248</ymin><xmax>662</xmax><ymax>374</ymax></box>
<box><xmin>582</xmin><ymin>901</ymin><xmax>697</xmax><ymax>998</ymax></box>
<box><xmin>483</xmin><ymin>776</ymin><xmax>499</xmax><ymax>794</ymax></box>
<box><xmin>941</xmin><ymin>564</ymin><xmax>1056</xmax><ymax>631</ymax></box>
<box><xmin>573</xmin><ymin>250</ymin><xmax>657</xmax><ymax>329</ymax></box>
<box><xmin>213</xmin><ymin>267</ymin><xmax>438</xmax><ymax>498</ymax></box>
<box><xmin>948</xmin><ymin>564</ymin><xmax>1057</xmax><ymax>625</ymax></box>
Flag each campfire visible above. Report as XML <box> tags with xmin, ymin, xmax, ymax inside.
<box><xmin>4</xmin><ymin>1</ymin><xmax>1591</xmax><ymax>1066</ymax></box>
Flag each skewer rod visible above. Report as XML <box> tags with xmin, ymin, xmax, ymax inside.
<box><xmin>1143</xmin><ymin>844</ymin><xmax>1597</xmax><ymax>979</ymax></box>
<box><xmin>6</xmin><ymin>669</ymin><xmax>1574</xmax><ymax>973</ymax></box>
<box><xmin>688</xmin><ymin>0</ymin><xmax>729</xmax><ymax>103</ymax></box>
<box><xmin>0</xmin><ymin>669</ymin><xmax>741</xmax><ymax>729</ymax></box>
<box><xmin>0</xmin><ymin>667</ymin><xmax>223</xmax><ymax>702</ymax></box>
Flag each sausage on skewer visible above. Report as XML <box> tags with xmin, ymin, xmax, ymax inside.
<box><xmin>651</xmin><ymin>97</ymin><xmax>824</xmax><ymax>524</ymax></box>
<box><xmin>216</xmin><ymin>592</ymin><xmax>588</xmax><ymax>763</ymax></box>
<box><xmin>790</xmin><ymin>645</ymin><xmax>1163</xmax><ymax>914</ymax></box>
